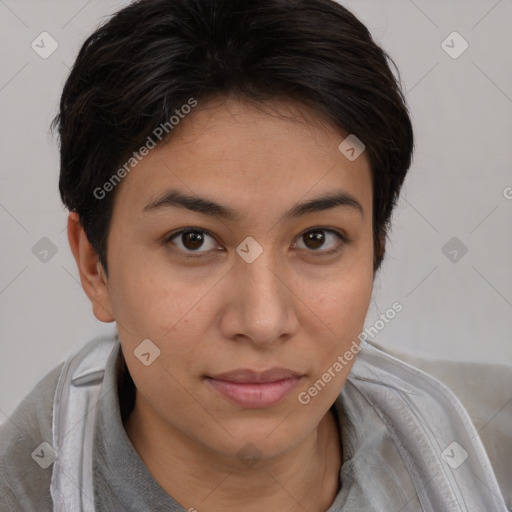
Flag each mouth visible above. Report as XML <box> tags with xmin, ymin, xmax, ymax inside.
<box><xmin>206</xmin><ymin>368</ymin><xmax>304</xmax><ymax>408</ymax></box>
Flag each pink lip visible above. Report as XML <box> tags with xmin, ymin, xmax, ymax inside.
<box><xmin>207</xmin><ymin>368</ymin><xmax>303</xmax><ymax>408</ymax></box>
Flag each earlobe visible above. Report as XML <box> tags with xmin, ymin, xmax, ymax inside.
<box><xmin>67</xmin><ymin>212</ymin><xmax>115</xmax><ymax>323</ymax></box>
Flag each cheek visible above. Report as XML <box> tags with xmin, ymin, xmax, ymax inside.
<box><xmin>296</xmin><ymin>247</ymin><xmax>374</xmax><ymax>383</ymax></box>
<box><xmin>107</xmin><ymin>248</ymin><xmax>212</xmax><ymax>338</ymax></box>
<box><xmin>122</xmin><ymin>346</ymin><xmax>210</xmax><ymax>442</ymax></box>
<box><xmin>301</xmin><ymin>246</ymin><xmax>374</xmax><ymax>335</ymax></box>
<box><xmin>306</xmin><ymin>273</ymin><xmax>373</xmax><ymax>361</ymax></box>
<box><xmin>112</xmin><ymin>267</ymin><xmax>206</xmax><ymax>396</ymax></box>
<box><xmin>294</xmin><ymin>271</ymin><xmax>373</xmax><ymax>411</ymax></box>
<box><xmin>329</xmin><ymin>270</ymin><xmax>373</xmax><ymax>328</ymax></box>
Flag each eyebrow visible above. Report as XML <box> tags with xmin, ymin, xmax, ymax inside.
<box><xmin>143</xmin><ymin>188</ymin><xmax>364</xmax><ymax>221</ymax></box>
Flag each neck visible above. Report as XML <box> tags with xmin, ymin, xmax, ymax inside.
<box><xmin>124</xmin><ymin>395</ymin><xmax>342</xmax><ymax>512</ymax></box>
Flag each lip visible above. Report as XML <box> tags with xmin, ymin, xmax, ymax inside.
<box><xmin>210</xmin><ymin>368</ymin><xmax>302</xmax><ymax>383</ymax></box>
<box><xmin>206</xmin><ymin>368</ymin><xmax>303</xmax><ymax>408</ymax></box>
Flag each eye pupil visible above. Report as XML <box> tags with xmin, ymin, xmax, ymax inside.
<box><xmin>183</xmin><ymin>231</ymin><xmax>204</xmax><ymax>250</ymax></box>
<box><xmin>304</xmin><ymin>230</ymin><xmax>324</xmax><ymax>249</ymax></box>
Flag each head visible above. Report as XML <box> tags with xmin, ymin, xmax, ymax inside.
<box><xmin>54</xmin><ymin>0</ymin><xmax>413</xmax><ymax>462</ymax></box>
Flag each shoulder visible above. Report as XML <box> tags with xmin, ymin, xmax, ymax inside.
<box><xmin>0</xmin><ymin>361</ymin><xmax>64</xmax><ymax>511</ymax></box>
<box><xmin>372</xmin><ymin>342</ymin><xmax>512</xmax><ymax>509</ymax></box>
<box><xmin>373</xmin><ymin>343</ymin><xmax>512</xmax><ymax>434</ymax></box>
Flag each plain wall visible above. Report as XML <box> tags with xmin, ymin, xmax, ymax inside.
<box><xmin>1</xmin><ymin>0</ymin><xmax>511</xmax><ymax>425</ymax></box>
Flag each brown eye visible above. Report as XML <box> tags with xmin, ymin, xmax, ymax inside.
<box><xmin>168</xmin><ymin>229</ymin><xmax>220</xmax><ymax>254</ymax></box>
<box><xmin>294</xmin><ymin>228</ymin><xmax>345</xmax><ymax>254</ymax></box>
<box><xmin>181</xmin><ymin>231</ymin><xmax>205</xmax><ymax>250</ymax></box>
<box><xmin>303</xmin><ymin>230</ymin><xmax>325</xmax><ymax>249</ymax></box>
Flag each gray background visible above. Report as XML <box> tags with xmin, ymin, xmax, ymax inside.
<box><xmin>1</xmin><ymin>0</ymin><xmax>511</xmax><ymax>424</ymax></box>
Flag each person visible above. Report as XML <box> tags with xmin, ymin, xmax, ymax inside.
<box><xmin>0</xmin><ymin>0</ymin><xmax>510</xmax><ymax>510</ymax></box>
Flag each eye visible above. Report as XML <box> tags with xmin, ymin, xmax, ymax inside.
<box><xmin>293</xmin><ymin>228</ymin><xmax>346</xmax><ymax>255</ymax></box>
<box><xmin>166</xmin><ymin>227</ymin><xmax>347</xmax><ymax>259</ymax></box>
<box><xmin>167</xmin><ymin>228</ymin><xmax>221</xmax><ymax>256</ymax></box>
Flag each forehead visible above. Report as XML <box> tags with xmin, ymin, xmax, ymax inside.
<box><xmin>111</xmin><ymin>96</ymin><xmax>373</xmax><ymax>223</ymax></box>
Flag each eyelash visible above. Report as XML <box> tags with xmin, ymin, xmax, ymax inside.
<box><xmin>165</xmin><ymin>227</ymin><xmax>348</xmax><ymax>259</ymax></box>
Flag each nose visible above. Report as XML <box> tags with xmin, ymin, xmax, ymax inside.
<box><xmin>219</xmin><ymin>247</ymin><xmax>299</xmax><ymax>347</ymax></box>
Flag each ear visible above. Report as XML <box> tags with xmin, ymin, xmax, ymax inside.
<box><xmin>67</xmin><ymin>212</ymin><xmax>115</xmax><ymax>323</ymax></box>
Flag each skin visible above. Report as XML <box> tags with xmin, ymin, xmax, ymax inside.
<box><xmin>68</xmin><ymin>95</ymin><xmax>375</xmax><ymax>511</ymax></box>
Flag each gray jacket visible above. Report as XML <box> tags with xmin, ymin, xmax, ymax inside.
<box><xmin>0</xmin><ymin>336</ymin><xmax>510</xmax><ymax>511</ymax></box>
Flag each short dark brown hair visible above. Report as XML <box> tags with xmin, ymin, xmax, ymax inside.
<box><xmin>52</xmin><ymin>0</ymin><xmax>414</xmax><ymax>274</ymax></box>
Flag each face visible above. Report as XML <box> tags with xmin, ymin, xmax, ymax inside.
<box><xmin>99</xmin><ymin>96</ymin><xmax>374</xmax><ymax>461</ymax></box>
